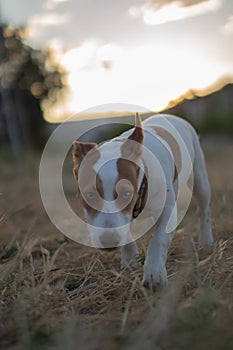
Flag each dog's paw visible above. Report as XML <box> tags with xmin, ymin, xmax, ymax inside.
<box><xmin>142</xmin><ymin>262</ymin><xmax>168</xmax><ymax>292</ymax></box>
<box><xmin>121</xmin><ymin>254</ymin><xmax>142</xmax><ymax>271</ymax></box>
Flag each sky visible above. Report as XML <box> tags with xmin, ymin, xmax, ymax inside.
<box><xmin>1</xmin><ymin>0</ymin><xmax>233</xmax><ymax>121</ymax></box>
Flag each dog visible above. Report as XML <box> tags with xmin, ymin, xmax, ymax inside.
<box><xmin>72</xmin><ymin>114</ymin><xmax>214</xmax><ymax>289</ymax></box>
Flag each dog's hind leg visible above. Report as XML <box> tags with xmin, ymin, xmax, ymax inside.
<box><xmin>192</xmin><ymin>135</ymin><xmax>214</xmax><ymax>245</ymax></box>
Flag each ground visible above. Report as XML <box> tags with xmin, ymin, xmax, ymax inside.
<box><xmin>0</xmin><ymin>136</ymin><xmax>233</xmax><ymax>350</ymax></box>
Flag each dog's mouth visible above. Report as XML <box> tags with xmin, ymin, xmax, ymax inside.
<box><xmin>98</xmin><ymin>247</ymin><xmax>119</xmax><ymax>252</ymax></box>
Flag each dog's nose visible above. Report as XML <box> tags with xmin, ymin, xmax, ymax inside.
<box><xmin>99</xmin><ymin>233</ymin><xmax>120</xmax><ymax>248</ymax></box>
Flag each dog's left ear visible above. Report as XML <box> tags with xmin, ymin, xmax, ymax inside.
<box><xmin>121</xmin><ymin>113</ymin><xmax>143</xmax><ymax>159</ymax></box>
<box><xmin>72</xmin><ymin>141</ymin><xmax>97</xmax><ymax>180</ymax></box>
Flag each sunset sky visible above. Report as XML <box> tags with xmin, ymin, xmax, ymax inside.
<box><xmin>1</xmin><ymin>0</ymin><xmax>233</xmax><ymax>121</ymax></box>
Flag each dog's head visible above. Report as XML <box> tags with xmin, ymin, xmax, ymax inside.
<box><xmin>72</xmin><ymin>113</ymin><xmax>147</xmax><ymax>250</ymax></box>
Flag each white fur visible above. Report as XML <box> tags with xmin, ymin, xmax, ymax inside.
<box><xmin>83</xmin><ymin>141</ymin><xmax>133</xmax><ymax>248</ymax></box>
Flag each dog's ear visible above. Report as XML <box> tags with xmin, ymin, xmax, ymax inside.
<box><xmin>121</xmin><ymin>113</ymin><xmax>143</xmax><ymax>159</ymax></box>
<box><xmin>72</xmin><ymin>141</ymin><xmax>97</xmax><ymax>180</ymax></box>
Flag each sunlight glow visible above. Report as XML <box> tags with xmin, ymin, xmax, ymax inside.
<box><xmin>45</xmin><ymin>41</ymin><xmax>224</xmax><ymax>122</ymax></box>
<box><xmin>62</xmin><ymin>42</ymin><xmax>97</xmax><ymax>71</ymax></box>
<box><xmin>97</xmin><ymin>44</ymin><xmax>122</xmax><ymax>66</ymax></box>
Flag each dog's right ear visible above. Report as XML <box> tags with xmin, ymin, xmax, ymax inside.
<box><xmin>121</xmin><ymin>113</ymin><xmax>143</xmax><ymax>160</ymax></box>
<box><xmin>72</xmin><ymin>141</ymin><xmax>97</xmax><ymax>180</ymax></box>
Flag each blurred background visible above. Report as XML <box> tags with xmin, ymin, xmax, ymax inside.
<box><xmin>0</xmin><ymin>2</ymin><xmax>233</xmax><ymax>350</ymax></box>
<box><xmin>0</xmin><ymin>0</ymin><xmax>232</xmax><ymax>153</ymax></box>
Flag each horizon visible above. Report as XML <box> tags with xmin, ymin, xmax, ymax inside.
<box><xmin>45</xmin><ymin>74</ymin><xmax>233</xmax><ymax>124</ymax></box>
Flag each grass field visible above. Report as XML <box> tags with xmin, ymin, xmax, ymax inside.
<box><xmin>0</xmin><ymin>136</ymin><xmax>233</xmax><ymax>350</ymax></box>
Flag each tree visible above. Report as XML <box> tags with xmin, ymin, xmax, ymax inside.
<box><xmin>0</xmin><ymin>24</ymin><xmax>66</xmax><ymax>153</ymax></box>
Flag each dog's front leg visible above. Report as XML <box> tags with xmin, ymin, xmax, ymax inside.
<box><xmin>142</xmin><ymin>189</ymin><xmax>176</xmax><ymax>290</ymax></box>
<box><xmin>121</xmin><ymin>241</ymin><xmax>139</xmax><ymax>267</ymax></box>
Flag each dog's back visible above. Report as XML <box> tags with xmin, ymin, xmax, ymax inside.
<box><xmin>120</xmin><ymin>114</ymin><xmax>196</xmax><ymax>188</ymax></box>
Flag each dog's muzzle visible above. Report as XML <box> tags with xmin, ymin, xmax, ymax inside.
<box><xmin>97</xmin><ymin>231</ymin><xmax>121</xmax><ymax>250</ymax></box>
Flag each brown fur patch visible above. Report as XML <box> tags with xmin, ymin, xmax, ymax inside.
<box><xmin>73</xmin><ymin>142</ymin><xmax>103</xmax><ymax>218</ymax></box>
<box><xmin>121</xmin><ymin>123</ymin><xmax>143</xmax><ymax>160</ymax></box>
<box><xmin>78</xmin><ymin>170</ymin><xmax>104</xmax><ymax>219</ymax></box>
<box><xmin>150</xmin><ymin>126</ymin><xmax>182</xmax><ymax>182</ymax></box>
<box><xmin>73</xmin><ymin>141</ymin><xmax>99</xmax><ymax>180</ymax></box>
<box><xmin>116</xmin><ymin>159</ymin><xmax>140</xmax><ymax>214</ymax></box>
<box><xmin>132</xmin><ymin>165</ymin><xmax>148</xmax><ymax>218</ymax></box>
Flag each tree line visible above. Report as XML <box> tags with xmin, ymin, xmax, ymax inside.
<box><xmin>0</xmin><ymin>24</ymin><xmax>66</xmax><ymax>154</ymax></box>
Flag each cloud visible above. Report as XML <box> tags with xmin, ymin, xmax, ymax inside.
<box><xmin>45</xmin><ymin>0</ymin><xmax>71</xmax><ymax>10</ymax></box>
<box><xmin>148</xmin><ymin>0</ymin><xmax>208</xmax><ymax>9</ymax></box>
<box><xmin>23</xmin><ymin>1</ymin><xmax>144</xmax><ymax>48</ymax></box>
<box><xmin>129</xmin><ymin>0</ymin><xmax>223</xmax><ymax>25</ymax></box>
<box><xmin>28</xmin><ymin>13</ymin><xmax>71</xmax><ymax>39</ymax></box>
<box><xmin>221</xmin><ymin>15</ymin><xmax>233</xmax><ymax>36</ymax></box>
<box><xmin>147</xmin><ymin>0</ymin><xmax>222</xmax><ymax>10</ymax></box>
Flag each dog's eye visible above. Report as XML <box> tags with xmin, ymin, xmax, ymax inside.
<box><xmin>84</xmin><ymin>192</ymin><xmax>95</xmax><ymax>200</ymax></box>
<box><xmin>121</xmin><ymin>191</ymin><xmax>133</xmax><ymax>200</ymax></box>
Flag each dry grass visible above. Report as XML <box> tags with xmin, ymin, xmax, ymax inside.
<box><xmin>0</xmin><ymin>137</ymin><xmax>233</xmax><ymax>350</ymax></box>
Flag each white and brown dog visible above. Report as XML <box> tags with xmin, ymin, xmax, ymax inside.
<box><xmin>72</xmin><ymin>114</ymin><xmax>214</xmax><ymax>289</ymax></box>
